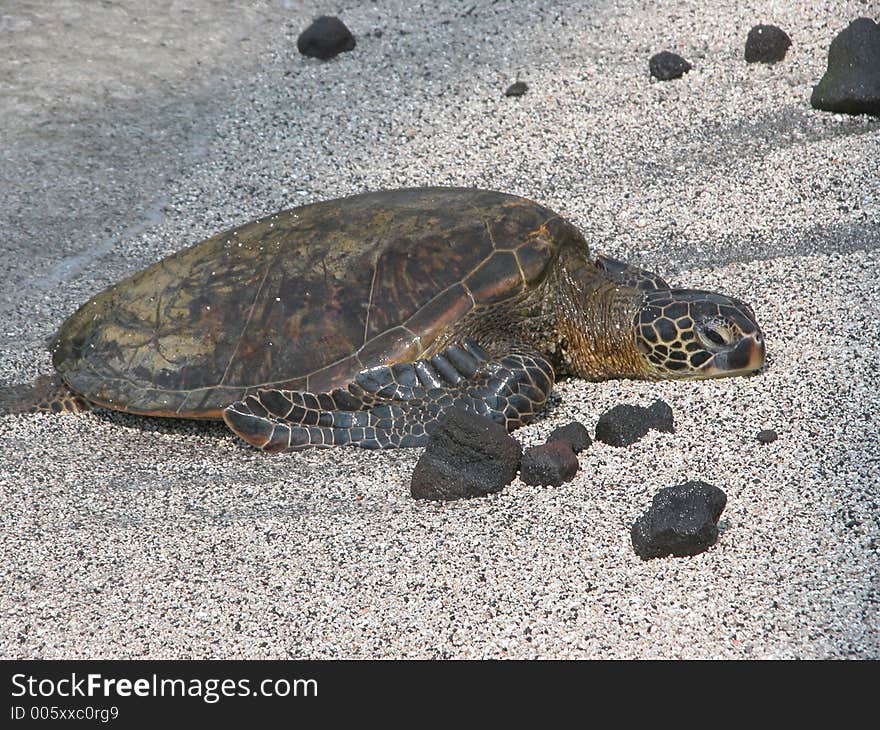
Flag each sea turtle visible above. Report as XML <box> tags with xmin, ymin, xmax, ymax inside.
<box><xmin>1</xmin><ymin>187</ymin><xmax>765</xmax><ymax>451</ymax></box>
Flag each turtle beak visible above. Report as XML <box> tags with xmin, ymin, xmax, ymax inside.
<box><xmin>713</xmin><ymin>333</ymin><xmax>766</xmax><ymax>375</ymax></box>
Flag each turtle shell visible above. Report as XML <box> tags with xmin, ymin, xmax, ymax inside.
<box><xmin>52</xmin><ymin>187</ymin><xmax>584</xmax><ymax>418</ymax></box>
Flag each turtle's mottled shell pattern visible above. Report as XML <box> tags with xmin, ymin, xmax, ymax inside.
<box><xmin>53</xmin><ymin>188</ymin><xmax>581</xmax><ymax>417</ymax></box>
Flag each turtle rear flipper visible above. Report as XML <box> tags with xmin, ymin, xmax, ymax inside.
<box><xmin>223</xmin><ymin>342</ymin><xmax>555</xmax><ymax>452</ymax></box>
<box><xmin>0</xmin><ymin>374</ymin><xmax>89</xmax><ymax>415</ymax></box>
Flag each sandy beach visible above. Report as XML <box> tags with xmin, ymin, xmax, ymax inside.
<box><xmin>1</xmin><ymin>0</ymin><xmax>877</xmax><ymax>658</ymax></box>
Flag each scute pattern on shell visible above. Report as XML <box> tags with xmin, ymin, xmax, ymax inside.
<box><xmin>52</xmin><ymin>188</ymin><xmax>571</xmax><ymax>417</ymax></box>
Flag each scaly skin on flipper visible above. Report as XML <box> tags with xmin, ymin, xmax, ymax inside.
<box><xmin>0</xmin><ymin>375</ymin><xmax>89</xmax><ymax>415</ymax></box>
<box><xmin>223</xmin><ymin>341</ymin><xmax>554</xmax><ymax>451</ymax></box>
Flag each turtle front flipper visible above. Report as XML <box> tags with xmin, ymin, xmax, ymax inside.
<box><xmin>222</xmin><ymin>341</ymin><xmax>555</xmax><ymax>452</ymax></box>
<box><xmin>0</xmin><ymin>374</ymin><xmax>90</xmax><ymax>415</ymax></box>
<box><xmin>594</xmin><ymin>254</ymin><xmax>670</xmax><ymax>290</ymax></box>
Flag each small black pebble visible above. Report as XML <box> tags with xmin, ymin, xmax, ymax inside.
<box><xmin>520</xmin><ymin>441</ymin><xmax>579</xmax><ymax>487</ymax></box>
<box><xmin>649</xmin><ymin>51</ymin><xmax>692</xmax><ymax>81</ymax></box>
<box><xmin>756</xmin><ymin>429</ymin><xmax>778</xmax><ymax>444</ymax></box>
<box><xmin>595</xmin><ymin>399</ymin><xmax>674</xmax><ymax>447</ymax></box>
<box><xmin>744</xmin><ymin>24</ymin><xmax>792</xmax><ymax>63</ymax></box>
<box><xmin>297</xmin><ymin>16</ymin><xmax>356</xmax><ymax>60</ymax></box>
<box><xmin>646</xmin><ymin>399</ymin><xmax>674</xmax><ymax>432</ymax></box>
<box><xmin>631</xmin><ymin>481</ymin><xmax>728</xmax><ymax>560</ymax></box>
<box><xmin>547</xmin><ymin>421</ymin><xmax>592</xmax><ymax>453</ymax></box>
<box><xmin>504</xmin><ymin>81</ymin><xmax>528</xmax><ymax>97</ymax></box>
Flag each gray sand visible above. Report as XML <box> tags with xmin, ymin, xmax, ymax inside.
<box><xmin>1</xmin><ymin>1</ymin><xmax>877</xmax><ymax>658</ymax></box>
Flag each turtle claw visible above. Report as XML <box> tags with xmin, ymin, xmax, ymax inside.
<box><xmin>222</xmin><ymin>344</ymin><xmax>555</xmax><ymax>452</ymax></box>
<box><xmin>222</xmin><ymin>399</ymin><xmax>285</xmax><ymax>451</ymax></box>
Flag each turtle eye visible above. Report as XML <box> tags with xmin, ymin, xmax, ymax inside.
<box><xmin>699</xmin><ymin>324</ymin><xmax>731</xmax><ymax>348</ymax></box>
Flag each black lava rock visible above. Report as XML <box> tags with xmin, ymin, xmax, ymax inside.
<box><xmin>631</xmin><ymin>481</ymin><xmax>728</xmax><ymax>560</ymax></box>
<box><xmin>504</xmin><ymin>81</ymin><xmax>528</xmax><ymax>97</ymax></box>
<box><xmin>646</xmin><ymin>399</ymin><xmax>674</xmax><ymax>430</ymax></box>
<box><xmin>811</xmin><ymin>18</ymin><xmax>880</xmax><ymax>116</ymax></box>
<box><xmin>595</xmin><ymin>399</ymin><xmax>674</xmax><ymax>447</ymax></box>
<box><xmin>649</xmin><ymin>51</ymin><xmax>692</xmax><ymax>81</ymax></box>
<box><xmin>297</xmin><ymin>16</ymin><xmax>356</xmax><ymax>60</ymax></box>
<box><xmin>411</xmin><ymin>408</ymin><xmax>522</xmax><ymax>500</ymax></box>
<box><xmin>744</xmin><ymin>24</ymin><xmax>792</xmax><ymax>63</ymax></box>
<box><xmin>756</xmin><ymin>428</ymin><xmax>778</xmax><ymax>444</ymax></box>
<box><xmin>520</xmin><ymin>441</ymin><xmax>579</xmax><ymax>487</ymax></box>
<box><xmin>547</xmin><ymin>421</ymin><xmax>592</xmax><ymax>453</ymax></box>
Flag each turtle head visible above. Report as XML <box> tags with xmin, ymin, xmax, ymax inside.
<box><xmin>635</xmin><ymin>290</ymin><xmax>765</xmax><ymax>379</ymax></box>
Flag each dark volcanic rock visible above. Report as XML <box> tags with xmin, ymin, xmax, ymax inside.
<box><xmin>645</xmin><ymin>399</ymin><xmax>674</xmax><ymax>431</ymax></box>
<box><xmin>811</xmin><ymin>18</ymin><xmax>880</xmax><ymax>116</ymax></box>
<box><xmin>756</xmin><ymin>428</ymin><xmax>778</xmax><ymax>444</ymax></box>
<box><xmin>631</xmin><ymin>481</ymin><xmax>728</xmax><ymax>560</ymax></box>
<box><xmin>547</xmin><ymin>421</ymin><xmax>592</xmax><ymax>454</ymax></box>
<box><xmin>649</xmin><ymin>51</ymin><xmax>692</xmax><ymax>81</ymax></box>
<box><xmin>520</xmin><ymin>441</ymin><xmax>579</xmax><ymax>487</ymax></box>
<box><xmin>595</xmin><ymin>399</ymin><xmax>674</xmax><ymax>447</ymax></box>
<box><xmin>297</xmin><ymin>16</ymin><xmax>356</xmax><ymax>60</ymax></box>
<box><xmin>744</xmin><ymin>24</ymin><xmax>792</xmax><ymax>63</ymax></box>
<box><xmin>410</xmin><ymin>408</ymin><xmax>522</xmax><ymax>500</ymax></box>
<box><xmin>504</xmin><ymin>81</ymin><xmax>529</xmax><ymax>97</ymax></box>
